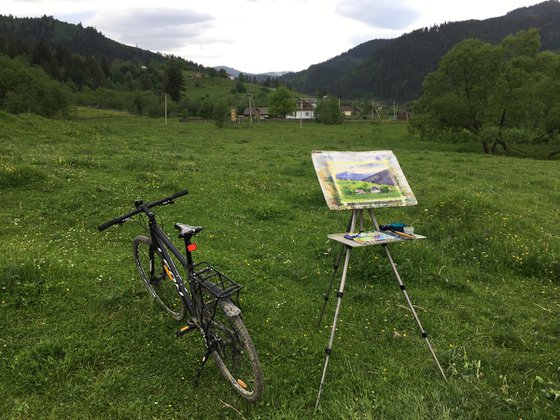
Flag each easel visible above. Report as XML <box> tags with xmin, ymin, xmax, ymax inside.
<box><xmin>315</xmin><ymin>207</ymin><xmax>447</xmax><ymax>410</ymax></box>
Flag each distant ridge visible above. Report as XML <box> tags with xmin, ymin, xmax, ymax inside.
<box><xmin>214</xmin><ymin>66</ymin><xmax>289</xmax><ymax>81</ymax></box>
<box><xmin>280</xmin><ymin>0</ymin><xmax>560</xmax><ymax>100</ymax></box>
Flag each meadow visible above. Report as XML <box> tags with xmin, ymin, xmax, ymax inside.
<box><xmin>1</xmin><ymin>111</ymin><xmax>559</xmax><ymax>419</ymax></box>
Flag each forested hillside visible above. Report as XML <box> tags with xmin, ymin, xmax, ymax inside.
<box><xmin>0</xmin><ymin>14</ymin><xmax>165</xmax><ymax>64</ymax></box>
<box><xmin>0</xmin><ymin>15</ymin><xmax>265</xmax><ymax>119</ymax></box>
<box><xmin>279</xmin><ymin>39</ymin><xmax>390</xmax><ymax>98</ymax></box>
<box><xmin>281</xmin><ymin>0</ymin><xmax>560</xmax><ymax>100</ymax></box>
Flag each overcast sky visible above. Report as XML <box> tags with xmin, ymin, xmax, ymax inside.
<box><xmin>1</xmin><ymin>0</ymin><xmax>544</xmax><ymax>73</ymax></box>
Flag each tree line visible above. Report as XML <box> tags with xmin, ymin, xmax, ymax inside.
<box><xmin>410</xmin><ymin>29</ymin><xmax>560</xmax><ymax>159</ymax></box>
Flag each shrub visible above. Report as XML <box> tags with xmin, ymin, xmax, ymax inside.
<box><xmin>0</xmin><ymin>55</ymin><xmax>71</xmax><ymax>117</ymax></box>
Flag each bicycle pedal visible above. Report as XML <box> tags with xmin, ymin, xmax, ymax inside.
<box><xmin>176</xmin><ymin>320</ymin><xmax>196</xmax><ymax>337</ymax></box>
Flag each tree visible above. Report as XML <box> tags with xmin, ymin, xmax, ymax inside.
<box><xmin>218</xmin><ymin>68</ymin><xmax>228</xmax><ymax>78</ymax></box>
<box><xmin>411</xmin><ymin>29</ymin><xmax>560</xmax><ymax>157</ymax></box>
<box><xmin>164</xmin><ymin>61</ymin><xmax>184</xmax><ymax>102</ymax></box>
<box><xmin>0</xmin><ymin>55</ymin><xmax>71</xmax><ymax>117</ymax></box>
<box><xmin>315</xmin><ymin>97</ymin><xmax>343</xmax><ymax>124</ymax></box>
<box><xmin>268</xmin><ymin>86</ymin><xmax>295</xmax><ymax>117</ymax></box>
<box><xmin>232</xmin><ymin>81</ymin><xmax>246</xmax><ymax>93</ymax></box>
<box><xmin>212</xmin><ymin>100</ymin><xmax>229</xmax><ymax>128</ymax></box>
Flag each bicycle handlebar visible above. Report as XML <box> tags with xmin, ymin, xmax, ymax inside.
<box><xmin>97</xmin><ymin>189</ymin><xmax>189</xmax><ymax>231</ymax></box>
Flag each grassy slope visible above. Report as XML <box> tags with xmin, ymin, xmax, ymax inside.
<box><xmin>183</xmin><ymin>71</ymin><xmax>271</xmax><ymax>108</ymax></box>
<box><xmin>0</xmin><ymin>112</ymin><xmax>558</xmax><ymax>418</ymax></box>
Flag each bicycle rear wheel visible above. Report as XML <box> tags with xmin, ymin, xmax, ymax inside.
<box><xmin>133</xmin><ymin>235</ymin><xmax>186</xmax><ymax>321</ymax></box>
<box><xmin>198</xmin><ymin>294</ymin><xmax>263</xmax><ymax>402</ymax></box>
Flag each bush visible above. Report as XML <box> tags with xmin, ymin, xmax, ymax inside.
<box><xmin>212</xmin><ymin>100</ymin><xmax>229</xmax><ymax>128</ymax></box>
<box><xmin>0</xmin><ymin>55</ymin><xmax>71</xmax><ymax>117</ymax></box>
<box><xmin>315</xmin><ymin>98</ymin><xmax>343</xmax><ymax>124</ymax></box>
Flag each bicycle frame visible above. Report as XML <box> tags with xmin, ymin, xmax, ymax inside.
<box><xmin>142</xmin><ymin>204</ymin><xmax>197</xmax><ymax>318</ymax></box>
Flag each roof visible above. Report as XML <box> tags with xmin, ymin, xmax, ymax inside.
<box><xmin>243</xmin><ymin>106</ymin><xmax>269</xmax><ymax>115</ymax></box>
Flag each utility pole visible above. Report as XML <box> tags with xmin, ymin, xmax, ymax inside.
<box><xmin>164</xmin><ymin>93</ymin><xmax>167</xmax><ymax>125</ymax></box>
<box><xmin>247</xmin><ymin>91</ymin><xmax>253</xmax><ymax>125</ymax></box>
<box><xmin>300</xmin><ymin>97</ymin><xmax>303</xmax><ymax>128</ymax></box>
<box><xmin>374</xmin><ymin>102</ymin><xmax>381</xmax><ymax>119</ymax></box>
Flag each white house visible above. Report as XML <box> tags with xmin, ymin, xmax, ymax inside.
<box><xmin>286</xmin><ymin>98</ymin><xmax>316</xmax><ymax>120</ymax></box>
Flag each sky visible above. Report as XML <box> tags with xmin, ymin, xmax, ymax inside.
<box><xmin>1</xmin><ymin>0</ymin><xmax>545</xmax><ymax>74</ymax></box>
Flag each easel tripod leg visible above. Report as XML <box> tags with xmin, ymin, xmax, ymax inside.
<box><xmin>315</xmin><ymin>246</ymin><xmax>352</xmax><ymax>411</ymax></box>
<box><xmin>317</xmin><ymin>243</ymin><xmax>345</xmax><ymax>328</ymax></box>
<box><xmin>318</xmin><ymin>211</ymin><xmax>357</xmax><ymax>328</ymax></box>
<box><xmin>382</xmin><ymin>244</ymin><xmax>448</xmax><ymax>381</ymax></box>
<box><xmin>366</xmin><ymin>208</ymin><xmax>447</xmax><ymax>380</ymax></box>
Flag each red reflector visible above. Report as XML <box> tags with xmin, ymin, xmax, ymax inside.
<box><xmin>187</xmin><ymin>243</ymin><xmax>197</xmax><ymax>252</ymax></box>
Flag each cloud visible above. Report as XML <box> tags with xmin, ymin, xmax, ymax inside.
<box><xmin>335</xmin><ymin>0</ymin><xmax>420</xmax><ymax>30</ymax></box>
<box><xmin>87</xmin><ymin>7</ymin><xmax>214</xmax><ymax>50</ymax></box>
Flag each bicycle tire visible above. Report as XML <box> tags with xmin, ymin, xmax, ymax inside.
<box><xmin>133</xmin><ymin>235</ymin><xmax>187</xmax><ymax>321</ymax></box>
<box><xmin>196</xmin><ymin>291</ymin><xmax>263</xmax><ymax>402</ymax></box>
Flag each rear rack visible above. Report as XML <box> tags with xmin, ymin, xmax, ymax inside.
<box><xmin>192</xmin><ymin>262</ymin><xmax>243</xmax><ymax>300</ymax></box>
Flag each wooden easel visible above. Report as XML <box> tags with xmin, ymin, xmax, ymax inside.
<box><xmin>315</xmin><ymin>208</ymin><xmax>447</xmax><ymax>410</ymax></box>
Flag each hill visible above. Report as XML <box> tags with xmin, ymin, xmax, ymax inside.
<box><xmin>281</xmin><ymin>0</ymin><xmax>560</xmax><ymax>100</ymax></box>
<box><xmin>0</xmin><ymin>14</ymin><xmax>270</xmax><ymax>119</ymax></box>
<box><xmin>280</xmin><ymin>39</ymin><xmax>390</xmax><ymax>98</ymax></box>
<box><xmin>214</xmin><ymin>65</ymin><xmax>289</xmax><ymax>81</ymax></box>
<box><xmin>0</xmin><ymin>14</ymin><xmax>167</xmax><ymax>64</ymax></box>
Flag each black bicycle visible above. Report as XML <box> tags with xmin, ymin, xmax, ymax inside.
<box><xmin>98</xmin><ymin>190</ymin><xmax>263</xmax><ymax>402</ymax></box>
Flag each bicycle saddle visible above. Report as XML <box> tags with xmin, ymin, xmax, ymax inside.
<box><xmin>174</xmin><ymin>223</ymin><xmax>203</xmax><ymax>238</ymax></box>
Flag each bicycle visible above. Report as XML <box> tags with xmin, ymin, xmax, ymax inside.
<box><xmin>97</xmin><ymin>189</ymin><xmax>263</xmax><ymax>402</ymax></box>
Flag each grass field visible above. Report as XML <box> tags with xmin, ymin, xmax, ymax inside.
<box><xmin>1</xmin><ymin>111</ymin><xmax>559</xmax><ymax>419</ymax></box>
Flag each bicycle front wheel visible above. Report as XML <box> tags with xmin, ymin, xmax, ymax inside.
<box><xmin>133</xmin><ymin>235</ymin><xmax>186</xmax><ymax>321</ymax></box>
<box><xmin>206</xmin><ymin>300</ymin><xmax>263</xmax><ymax>402</ymax></box>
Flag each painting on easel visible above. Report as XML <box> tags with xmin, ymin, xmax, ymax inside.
<box><xmin>311</xmin><ymin>150</ymin><xmax>417</xmax><ymax>210</ymax></box>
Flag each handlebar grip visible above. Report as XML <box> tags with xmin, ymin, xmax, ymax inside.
<box><xmin>170</xmin><ymin>189</ymin><xmax>189</xmax><ymax>200</ymax></box>
<box><xmin>162</xmin><ymin>189</ymin><xmax>189</xmax><ymax>203</ymax></box>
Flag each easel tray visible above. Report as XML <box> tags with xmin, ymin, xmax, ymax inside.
<box><xmin>327</xmin><ymin>230</ymin><xmax>426</xmax><ymax>247</ymax></box>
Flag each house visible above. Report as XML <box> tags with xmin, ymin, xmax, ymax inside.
<box><xmin>397</xmin><ymin>110</ymin><xmax>410</xmax><ymax>120</ymax></box>
<box><xmin>286</xmin><ymin>98</ymin><xmax>316</xmax><ymax>120</ymax></box>
<box><xmin>340</xmin><ymin>105</ymin><xmax>359</xmax><ymax>117</ymax></box>
<box><xmin>243</xmin><ymin>106</ymin><xmax>269</xmax><ymax>119</ymax></box>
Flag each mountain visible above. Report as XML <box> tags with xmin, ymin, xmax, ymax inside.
<box><xmin>215</xmin><ymin>66</ymin><xmax>241</xmax><ymax>77</ymax></box>
<box><xmin>281</xmin><ymin>0</ymin><xmax>560</xmax><ymax>100</ymax></box>
<box><xmin>281</xmin><ymin>38</ymin><xmax>390</xmax><ymax>97</ymax></box>
<box><xmin>214</xmin><ymin>66</ymin><xmax>289</xmax><ymax>81</ymax></box>
<box><xmin>0</xmin><ymin>14</ymin><xmax>166</xmax><ymax>64</ymax></box>
<box><xmin>362</xmin><ymin>170</ymin><xmax>394</xmax><ymax>186</ymax></box>
<box><xmin>336</xmin><ymin>169</ymin><xmax>394</xmax><ymax>186</ymax></box>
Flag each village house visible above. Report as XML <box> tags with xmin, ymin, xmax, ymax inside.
<box><xmin>286</xmin><ymin>98</ymin><xmax>316</xmax><ymax>120</ymax></box>
<box><xmin>243</xmin><ymin>106</ymin><xmax>269</xmax><ymax>119</ymax></box>
<box><xmin>340</xmin><ymin>105</ymin><xmax>359</xmax><ymax>117</ymax></box>
<box><xmin>397</xmin><ymin>110</ymin><xmax>410</xmax><ymax>120</ymax></box>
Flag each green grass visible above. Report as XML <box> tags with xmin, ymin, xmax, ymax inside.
<box><xmin>1</xmin><ymin>111</ymin><xmax>559</xmax><ymax>418</ymax></box>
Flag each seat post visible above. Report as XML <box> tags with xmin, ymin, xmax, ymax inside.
<box><xmin>184</xmin><ymin>236</ymin><xmax>195</xmax><ymax>266</ymax></box>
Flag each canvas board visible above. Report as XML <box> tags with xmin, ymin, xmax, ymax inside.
<box><xmin>311</xmin><ymin>150</ymin><xmax>417</xmax><ymax>210</ymax></box>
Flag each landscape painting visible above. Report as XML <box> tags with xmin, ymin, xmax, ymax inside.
<box><xmin>312</xmin><ymin>150</ymin><xmax>417</xmax><ymax>210</ymax></box>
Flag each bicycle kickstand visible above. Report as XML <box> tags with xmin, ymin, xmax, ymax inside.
<box><xmin>194</xmin><ymin>350</ymin><xmax>212</xmax><ymax>388</ymax></box>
